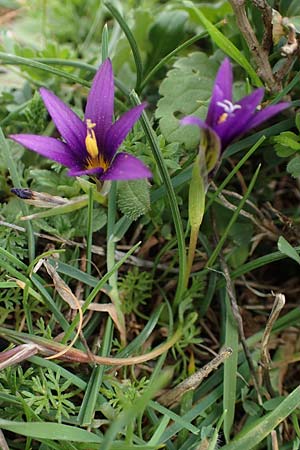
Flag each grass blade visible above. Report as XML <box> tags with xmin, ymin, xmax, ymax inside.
<box><xmin>223</xmin><ymin>293</ymin><xmax>239</xmax><ymax>443</ymax></box>
<box><xmin>183</xmin><ymin>1</ymin><xmax>262</xmax><ymax>87</ymax></box>
<box><xmin>130</xmin><ymin>90</ymin><xmax>187</xmax><ymax>307</ymax></box>
<box><xmin>105</xmin><ymin>2</ymin><xmax>143</xmax><ymax>91</ymax></box>
<box><xmin>222</xmin><ymin>385</ymin><xmax>300</xmax><ymax>450</ymax></box>
<box><xmin>0</xmin><ymin>420</ymin><xmax>102</xmax><ymax>443</ymax></box>
<box><xmin>207</xmin><ymin>164</ymin><xmax>261</xmax><ymax>268</ymax></box>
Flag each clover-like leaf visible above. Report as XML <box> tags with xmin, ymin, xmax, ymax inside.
<box><xmin>155</xmin><ymin>52</ymin><xmax>218</xmax><ymax>149</ymax></box>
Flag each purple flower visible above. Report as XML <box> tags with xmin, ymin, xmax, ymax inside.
<box><xmin>181</xmin><ymin>58</ymin><xmax>289</xmax><ymax>155</ymax></box>
<box><xmin>10</xmin><ymin>59</ymin><xmax>151</xmax><ymax>181</ymax></box>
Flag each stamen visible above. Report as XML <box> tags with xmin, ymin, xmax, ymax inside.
<box><xmin>85</xmin><ymin>119</ymin><xmax>99</xmax><ymax>158</ymax></box>
<box><xmin>216</xmin><ymin>99</ymin><xmax>242</xmax><ymax>114</ymax></box>
<box><xmin>216</xmin><ymin>99</ymin><xmax>242</xmax><ymax>124</ymax></box>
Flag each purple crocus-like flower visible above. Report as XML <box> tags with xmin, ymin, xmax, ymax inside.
<box><xmin>10</xmin><ymin>59</ymin><xmax>151</xmax><ymax>181</ymax></box>
<box><xmin>181</xmin><ymin>58</ymin><xmax>289</xmax><ymax>157</ymax></box>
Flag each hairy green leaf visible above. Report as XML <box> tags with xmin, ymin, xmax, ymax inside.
<box><xmin>117</xmin><ymin>179</ymin><xmax>150</xmax><ymax>220</ymax></box>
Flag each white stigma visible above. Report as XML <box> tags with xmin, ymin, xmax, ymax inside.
<box><xmin>216</xmin><ymin>99</ymin><xmax>242</xmax><ymax>114</ymax></box>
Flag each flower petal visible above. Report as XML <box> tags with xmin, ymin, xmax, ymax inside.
<box><xmin>180</xmin><ymin>116</ymin><xmax>210</xmax><ymax>130</ymax></box>
<box><xmin>103</xmin><ymin>103</ymin><xmax>147</xmax><ymax>161</ymax></box>
<box><xmin>206</xmin><ymin>58</ymin><xmax>233</xmax><ymax>127</ymax></box>
<box><xmin>9</xmin><ymin>134</ymin><xmax>76</xmax><ymax>167</ymax></box>
<box><xmin>101</xmin><ymin>153</ymin><xmax>152</xmax><ymax>181</ymax></box>
<box><xmin>67</xmin><ymin>167</ymin><xmax>104</xmax><ymax>177</ymax></box>
<box><xmin>246</xmin><ymin>102</ymin><xmax>290</xmax><ymax>130</ymax></box>
<box><xmin>39</xmin><ymin>88</ymin><xmax>86</xmax><ymax>154</ymax></box>
<box><xmin>85</xmin><ymin>58</ymin><xmax>114</xmax><ymax>147</ymax></box>
<box><xmin>214</xmin><ymin>88</ymin><xmax>265</xmax><ymax>149</ymax></box>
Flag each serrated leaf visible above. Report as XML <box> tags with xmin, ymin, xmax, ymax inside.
<box><xmin>287</xmin><ymin>155</ymin><xmax>300</xmax><ymax>178</ymax></box>
<box><xmin>155</xmin><ymin>52</ymin><xmax>218</xmax><ymax>149</ymax></box>
<box><xmin>278</xmin><ymin>236</ymin><xmax>300</xmax><ymax>265</ymax></box>
<box><xmin>117</xmin><ymin>179</ymin><xmax>150</xmax><ymax>221</ymax></box>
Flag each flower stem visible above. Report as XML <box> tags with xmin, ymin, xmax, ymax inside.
<box><xmin>185</xmin><ymin>224</ymin><xmax>200</xmax><ymax>286</ymax></box>
<box><xmin>185</xmin><ymin>152</ymin><xmax>206</xmax><ymax>286</ymax></box>
<box><xmin>129</xmin><ymin>91</ymin><xmax>187</xmax><ymax>307</ymax></box>
<box><xmin>107</xmin><ymin>182</ymin><xmax>126</xmax><ymax>345</ymax></box>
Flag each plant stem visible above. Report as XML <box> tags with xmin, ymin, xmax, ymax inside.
<box><xmin>129</xmin><ymin>91</ymin><xmax>187</xmax><ymax>307</ymax></box>
<box><xmin>107</xmin><ymin>182</ymin><xmax>126</xmax><ymax>344</ymax></box>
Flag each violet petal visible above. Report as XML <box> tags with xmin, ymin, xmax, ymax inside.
<box><xmin>101</xmin><ymin>152</ymin><xmax>152</xmax><ymax>181</ymax></box>
<box><xmin>67</xmin><ymin>166</ymin><xmax>104</xmax><ymax>177</ymax></box>
<box><xmin>104</xmin><ymin>103</ymin><xmax>146</xmax><ymax>161</ymax></box>
<box><xmin>84</xmin><ymin>59</ymin><xmax>114</xmax><ymax>147</ymax></box>
<box><xmin>180</xmin><ymin>116</ymin><xmax>209</xmax><ymax>129</ymax></box>
<box><xmin>246</xmin><ymin>102</ymin><xmax>290</xmax><ymax>130</ymax></box>
<box><xmin>39</xmin><ymin>88</ymin><xmax>86</xmax><ymax>154</ymax></box>
<box><xmin>206</xmin><ymin>58</ymin><xmax>233</xmax><ymax>127</ymax></box>
<box><xmin>214</xmin><ymin>88</ymin><xmax>265</xmax><ymax>149</ymax></box>
<box><xmin>9</xmin><ymin>134</ymin><xmax>76</xmax><ymax>167</ymax></box>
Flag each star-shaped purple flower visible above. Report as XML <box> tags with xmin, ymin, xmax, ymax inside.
<box><xmin>181</xmin><ymin>58</ymin><xmax>289</xmax><ymax>156</ymax></box>
<box><xmin>10</xmin><ymin>59</ymin><xmax>152</xmax><ymax>181</ymax></box>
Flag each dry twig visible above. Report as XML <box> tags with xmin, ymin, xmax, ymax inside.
<box><xmin>229</xmin><ymin>0</ymin><xmax>280</xmax><ymax>92</ymax></box>
<box><xmin>158</xmin><ymin>347</ymin><xmax>232</xmax><ymax>408</ymax></box>
<box><xmin>259</xmin><ymin>293</ymin><xmax>285</xmax><ymax>396</ymax></box>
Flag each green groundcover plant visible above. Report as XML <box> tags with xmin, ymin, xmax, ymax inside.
<box><xmin>0</xmin><ymin>1</ymin><xmax>299</xmax><ymax>449</ymax></box>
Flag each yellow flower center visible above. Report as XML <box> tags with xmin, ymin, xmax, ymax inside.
<box><xmin>85</xmin><ymin>119</ymin><xmax>109</xmax><ymax>171</ymax></box>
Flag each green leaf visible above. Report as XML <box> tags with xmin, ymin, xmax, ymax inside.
<box><xmin>278</xmin><ymin>236</ymin><xmax>300</xmax><ymax>265</ymax></box>
<box><xmin>189</xmin><ymin>153</ymin><xmax>206</xmax><ymax>229</ymax></box>
<box><xmin>290</xmin><ymin>16</ymin><xmax>300</xmax><ymax>33</ymax></box>
<box><xmin>147</xmin><ymin>10</ymin><xmax>188</xmax><ymax>69</ymax></box>
<box><xmin>262</xmin><ymin>396</ymin><xmax>286</xmax><ymax>411</ymax></box>
<box><xmin>273</xmin><ymin>131</ymin><xmax>300</xmax><ymax>152</ymax></box>
<box><xmin>223</xmin><ymin>293</ymin><xmax>239</xmax><ymax>443</ymax></box>
<box><xmin>287</xmin><ymin>155</ymin><xmax>300</xmax><ymax>178</ymax></box>
<box><xmin>274</xmin><ymin>130</ymin><xmax>300</xmax><ymax>145</ymax></box>
<box><xmin>296</xmin><ymin>112</ymin><xmax>300</xmax><ymax>133</ymax></box>
<box><xmin>0</xmin><ymin>420</ymin><xmax>102</xmax><ymax>443</ymax></box>
<box><xmin>222</xmin><ymin>385</ymin><xmax>300</xmax><ymax>450</ymax></box>
<box><xmin>155</xmin><ymin>52</ymin><xmax>218</xmax><ymax>149</ymax></box>
<box><xmin>117</xmin><ymin>179</ymin><xmax>150</xmax><ymax>221</ymax></box>
<box><xmin>183</xmin><ymin>1</ymin><xmax>262</xmax><ymax>87</ymax></box>
<box><xmin>112</xmin><ymin>8</ymin><xmax>153</xmax><ymax>88</ymax></box>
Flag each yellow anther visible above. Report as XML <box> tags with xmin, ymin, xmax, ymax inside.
<box><xmin>217</xmin><ymin>112</ymin><xmax>228</xmax><ymax>124</ymax></box>
<box><xmin>85</xmin><ymin>119</ymin><xmax>99</xmax><ymax>158</ymax></box>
